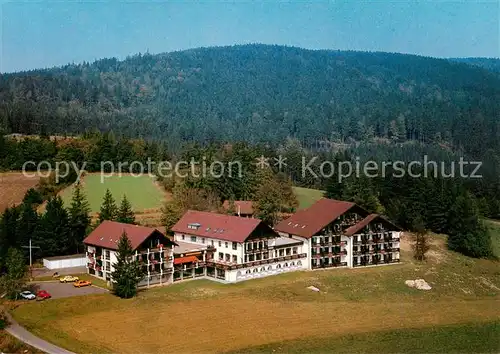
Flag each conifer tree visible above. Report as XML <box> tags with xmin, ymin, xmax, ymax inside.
<box><xmin>98</xmin><ymin>189</ymin><xmax>117</xmax><ymax>223</ymax></box>
<box><xmin>68</xmin><ymin>183</ymin><xmax>91</xmax><ymax>253</ymax></box>
<box><xmin>17</xmin><ymin>202</ymin><xmax>39</xmax><ymax>248</ymax></box>
<box><xmin>36</xmin><ymin>196</ymin><xmax>70</xmax><ymax>256</ymax></box>
<box><xmin>0</xmin><ymin>248</ymin><xmax>27</xmax><ymax>299</ymax></box>
<box><xmin>111</xmin><ymin>232</ymin><xmax>144</xmax><ymax>298</ymax></box>
<box><xmin>412</xmin><ymin>216</ymin><xmax>430</xmax><ymax>261</ymax></box>
<box><xmin>116</xmin><ymin>195</ymin><xmax>135</xmax><ymax>224</ymax></box>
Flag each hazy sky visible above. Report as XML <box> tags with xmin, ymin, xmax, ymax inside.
<box><xmin>1</xmin><ymin>1</ymin><xmax>499</xmax><ymax>73</ymax></box>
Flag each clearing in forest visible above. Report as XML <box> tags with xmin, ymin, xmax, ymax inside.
<box><xmin>0</xmin><ymin>172</ymin><xmax>40</xmax><ymax>212</ymax></box>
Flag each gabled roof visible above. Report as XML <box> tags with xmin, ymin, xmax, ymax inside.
<box><xmin>344</xmin><ymin>214</ymin><xmax>402</xmax><ymax>236</ymax></box>
<box><xmin>274</xmin><ymin>198</ymin><xmax>355</xmax><ymax>238</ymax></box>
<box><xmin>171</xmin><ymin>210</ymin><xmax>273</xmax><ymax>243</ymax></box>
<box><xmin>222</xmin><ymin>200</ymin><xmax>254</xmax><ymax>215</ymax></box>
<box><xmin>83</xmin><ymin>220</ymin><xmax>176</xmax><ymax>250</ymax></box>
<box><xmin>344</xmin><ymin>214</ymin><xmax>379</xmax><ymax>236</ymax></box>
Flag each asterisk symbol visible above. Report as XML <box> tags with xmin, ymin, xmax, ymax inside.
<box><xmin>274</xmin><ymin>155</ymin><xmax>287</xmax><ymax>170</ymax></box>
<box><xmin>255</xmin><ymin>155</ymin><xmax>269</xmax><ymax>169</ymax></box>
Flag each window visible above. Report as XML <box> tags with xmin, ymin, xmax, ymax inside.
<box><xmin>225</xmin><ymin>242</ymin><xmax>228</xmax><ymax>248</ymax></box>
<box><xmin>181</xmin><ymin>235</ymin><xmax>185</xmax><ymax>240</ymax></box>
<box><xmin>297</xmin><ymin>260</ymin><xmax>302</xmax><ymax>266</ymax></box>
<box><xmin>279</xmin><ymin>249</ymin><xmax>284</xmax><ymax>257</ymax></box>
<box><xmin>201</xmin><ymin>238</ymin><xmax>205</xmax><ymax>244</ymax></box>
<box><xmin>190</xmin><ymin>236</ymin><xmax>197</xmax><ymax>243</ymax></box>
<box><xmin>232</xmin><ymin>255</ymin><xmax>237</xmax><ymax>263</ymax></box>
<box><xmin>249</xmin><ymin>254</ymin><xmax>254</xmax><ymax>262</ymax></box>
<box><xmin>286</xmin><ymin>248</ymin><xmax>291</xmax><ymax>256</ymax></box>
<box><xmin>225</xmin><ymin>254</ymin><xmax>231</xmax><ymax>262</ymax></box>
<box><xmin>246</xmin><ymin>269</ymin><xmax>251</xmax><ymax>274</ymax></box>
<box><xmin>211</xmin><ymin>240</ymin><xmax>214</xmax><ymax>246</ymax></box>
<box><xmin>105</xmin><ymin>250</ymin><xmax>110</xmax><ymax>260</ymax></box>
<box><xmin>219</xmin><ymin>241</ymin><xmax>222</xmax><ymax>247</ymax></box>
<box><xmin>219</xmin><ymin>252</ymin><xmax>224</xmax><ymax>260</ymax></box>
<box><xmin>232</xmin><ymin>242</ymin><xmax>237</xmax><ymax>250</ymax></box>
<box><xmin>267</xmin><ymin>266</ymin><xmax>272</xmax><ymax>271</ymax></box>
<box><xmin>292</xmin><ymin>247</ymin><xmax>297</xmax><ymax>255</ymax></box>
<box><xmin>253</xmin><ymin>268</ymin><xmax>258</xmax><ymax>273</ymax></box>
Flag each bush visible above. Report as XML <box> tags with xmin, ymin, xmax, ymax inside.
<box><xmin>0</xmin><ymin>310</ymin><xmax>9</xmax><ymax>329</ymax></box>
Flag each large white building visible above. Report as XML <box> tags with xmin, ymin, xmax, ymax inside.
<box><xmin>84</xmin><ymin>199</ymin><xmax>402</xmax><ymax>287</ymax></box>
<box><xmin>83</xmin><ymin>221</ymin><xmax>177</xmax><ymax>287</ymax></box>
<box><xmin>274</xmin><ymin>199</ymin><xmax>401</xmax><ymax>270</ymax></box>
<box><xmin>171</xmin><ymin>210</ymin><xmax>309</xmax><ymax>282</ymax></box>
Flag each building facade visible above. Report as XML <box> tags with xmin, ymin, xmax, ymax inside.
<box><xmin>171</xmin><ymin>210</ymin><xmax>309</xmax><ymax>282</ymax></box>
<box><xmin>274</xmin><ymin>199</ymin><xmax>401</xmax><ymax>270</ymax></box>
<box><xmin>83</xmin><ymin>221</ymin><xmax>177</xmax><ymax>288</ymax></box>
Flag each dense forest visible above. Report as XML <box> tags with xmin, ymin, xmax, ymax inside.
<box><xmin>1</xmin><ymin>45</ymin><xmax>500</xmax><ymax>160</ymax></box>
<box><xmin>0</xmin><ymin>45</ymin><xmax>499</xmax><ymax>264</ymax></box>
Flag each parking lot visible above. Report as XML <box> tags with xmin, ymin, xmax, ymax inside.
<box><xmin>30</xmin><ymin>281</ymin><xmax>108</xmax><ymax>299</ymax></box>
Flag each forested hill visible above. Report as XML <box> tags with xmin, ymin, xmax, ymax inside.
<box><xmin>1</xmin><ymin>44</ymin><xmax>500</xmax><ymax>157</ymax></box>
<box><xmin>449</xmin><ymin>57</ymin><xmax>500</xmax><ymax>73</ymax></box>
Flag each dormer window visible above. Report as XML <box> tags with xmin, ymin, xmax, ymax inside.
<box><xmin>188</xmin><ymin>222</ymin><xmax>201</xmax><ymax>230</ymax></box>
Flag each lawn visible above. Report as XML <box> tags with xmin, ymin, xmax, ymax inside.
<box><xmin>11</xmin><ymin>235</ymin><xmax>500</xmax><ymax>354</ymax></box>
<box><xmin>293</xmin><ymin>186</ymin><xmax>324</xmax><ymax>210</ymax></box>
<box><xmin>0</xmin><ymin>330</ymin><xmax>43</xmax><ymax>354</ymax></box>
<box><xmin>59</xmin><ymin>174</ymin><xmax>165</xmax><ymax>213</ymax></box>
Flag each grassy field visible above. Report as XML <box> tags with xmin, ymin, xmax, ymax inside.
<box><xmin>0</xmin><ymin>172</ymin><xmax>39</xmax><ymax>212</ymax></box>
<box><xmin>485</xmin><ymin>219</ymin><xmax>500</xmax><ymax>258</ymax></box>
<box><xmin>231</xmin><ymin>321</ymin><xmax>500</xmax><ymax>353</ymax></box>
<box><xmin>11</xmin><ymin>234</ymin><xmax>500</xmax><ymax>353</ymax></box>
<box><xmin>0</xmin><ymin>330</ymin><xmax>43</xmax><ymax>354</ymax></box>
<box><xmin>59</xmin><ymin>174</ymin><xmax>166</xmax><ymax>225</ymax></box>
<box><xmin>293</xmin><ymin>186</ymin><xmax>324</xmax><ymax>210</ymax></box>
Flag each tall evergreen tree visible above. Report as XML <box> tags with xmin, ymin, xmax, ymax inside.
<box><xmin>68</xmin><ymin>183</ymin><xmax>91</xmax><ymax>253</ymax></box>
<box><xmin>111</xmin><ymin>232</ymin><xmax>144</xmax><ymax>298</ymax></box>
<box><xmin>0</xmin><ymin>207</ymin><xmax>21</xmax><ymax>268</ymax></box>
<box><xmin>0</xmin><ymin>248</ymin><xmax>27</xmax><ymax>299</ymax></box>
<box><xmin>17</xmin><ymin>202</ymin><xmax>39</xmax><ymax>248</ymax></box>
<box><xmin>36</xmin><ymin>196</ymin><xmax>70</xmax><ymax>257</ymax></box>
<box><xmin>116</xmin><ymin>195</ymin><xmax>135</xmax><ymax>224</ymax></box>
<box><xmin>98</xmin><ymin>189</ymin><xmax>118</xmax><ymax>223</ymax></box>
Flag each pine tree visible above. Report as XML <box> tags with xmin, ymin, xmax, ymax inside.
<box><xmin>0</xmin><ymin>207</ymin><xmax>21</xmax><ymax>268</ymax></box>
<box><xmin>98</xmin><ymin>189</ymin><xmax>117</xmax><ymax>223</ymax></box>
<box><xmin>68</xmin><ymin>183</ymin><xmax>91</xmax><ymax>253</ymax></box>
<box><xmin>412</xmin><ymin>217</ymin><xmax>430</xmax><ymax>261</ymax></box>
<box><xmin>0</xmin><ymin>248</ymin><xmax>27</xmax><ymax>299</ymax></box>
<box><xmin>17</xmin><ymin>202</ymin><xmax>39</xmax><ymax>248</ymax></box>
<box><xmin>111</xmin><ymin>232</ymin><xmax>144</xmax><ymax>298</ymax></box>
<box><xmin>36</xmin><ymin>196</ymin><xmax>70</xmax><ymax>257</ymax></box>
<box><xmin>447</xmin><ymin>193</ymin><xmax>493</xmax><ymax>258</ymax></box>
<box><xmin>116</xmin><ymin>195</ymin><xmax>135</xmax><ymax>224</ymax></box>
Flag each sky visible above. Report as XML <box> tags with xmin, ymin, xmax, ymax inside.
<box><xmin>1</xmin><ymin>0</ymin><xmax>499</xmax><ymax>73</ymax></box>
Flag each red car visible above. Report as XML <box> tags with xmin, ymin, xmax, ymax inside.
<box><xmin>36</xmin><ymin>290</ymin><xmax>51</xmax><ymax>300</ymax></box>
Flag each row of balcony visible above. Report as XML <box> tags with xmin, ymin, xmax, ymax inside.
<box><xmin>311</xmin><ymin>261</ymin><xmax>348</xmax><ymax>269</ymax></box>
<box><xmin>353</xmin><ymin>247</ymin><xmax>400</xmax><ymax>255</ymax></box>
<box><xmin>353</xmin><ymin>259</ymin><xmax>400</xmax><ymax>267</ymax></box>
<box><xmin>206</xmin><ymin>253</ymin><xmax>307</xmax><ymax>270</ymax></box>
<box><xmin>352</xmin><ymin>238</ymin><xmax>400</xmax><ymax>245</ymax></box>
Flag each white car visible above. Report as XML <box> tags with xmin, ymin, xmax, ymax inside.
<box><xmin>19</xmin><ymin>291</ymin><xmax>36</xmax><ymax>300</ymax></box>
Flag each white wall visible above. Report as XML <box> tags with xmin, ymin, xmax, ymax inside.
<box><xmin>225</xmin><ymin>259</ymin><xmax>308</xmax><ymax>282</ymax></box>
<box><xmin>43</xmin><ymin>256</ymin><xmax>86</xmax><ymax>270</ymax></box>
<box><xmin>174</xmin><ymin>232</ymin><xmax>244</xmax><ymax>263</ymax></box>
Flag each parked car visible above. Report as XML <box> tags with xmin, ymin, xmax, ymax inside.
<box><xmin>19</xmin><ymin>291</ymin><xmax>36</xmax><ymax>300</ymax></box>
<box><xmin>59</xmin><ymin>275</ymin><xmax>79</xmax><ymax>283</ymax></box>
<box><xmin>73</xmin><ymin>280</ymin><xmax>91</xmax><ymax>288</ymax></box>
<box><xmin>36</xmin><ymin>290</ymin><xmax>51</xmax><ymax>300</ymax></box>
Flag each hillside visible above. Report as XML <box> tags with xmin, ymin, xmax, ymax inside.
<box><xmin>1</xmin><ymin>45</ymin><xmax>500</xmax><ymax>159</ymax></box>
<box><xmin>450</xmin><ymin>57</ymin><xmax>500</xmax><ymax>73</ymax></box>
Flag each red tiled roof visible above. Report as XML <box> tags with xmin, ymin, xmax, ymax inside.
<box><xmin>174</xmin><ymin>256</ymin><xmax>199</xmax><ymax>265</ymax></box>
<box><xmin>344</xmin><ymin>214</ymin><xmax>379</xmax><ymax>236</ymax></box>
<box><xmin>274</xmin><ymin>198</ymin><xmax>355</xmax><ymax>238</ymax></box>
<box><xmin>83</xmin><ymin>220</ymin><xmax>176</xmax><ymax>250</ymax></box>
<box><xmin>171</xmin><ymin>210</ymin><xmax>271</xmax><ymax>243</ymax></box>
<box><xmin>222</xmin><ymin>200</ymin><xmax>254</xmax><ymax>215</ymax></box>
